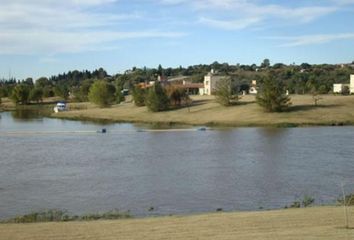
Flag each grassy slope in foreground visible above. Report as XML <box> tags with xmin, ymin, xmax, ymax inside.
<box><xmin>55</xmin><ymin>95</ymin><xmax>354</xmax><ymax>127</ymax></box>
<box><xmin>1</xmin><ymin>207</ymin><xmax>353</xmax><ymax>240</ymax></box>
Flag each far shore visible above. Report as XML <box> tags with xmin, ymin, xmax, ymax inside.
<box><xmin>2</xmin><ymin>95</ymin><xmax>354</xmax><ymax>127</ymax></box>
<box><xmin>56</xmin><ymin>94</ymin><xmax>354</xmax><ymax>127</ymax></box>
<box><xmin>1</xmin><ymin>206</ymin><xmax>353</xmax><ymax>240</ymax></box>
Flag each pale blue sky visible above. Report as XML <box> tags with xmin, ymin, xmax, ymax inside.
<box><xmin>1</xmin><ymin>0</ymin><xmax>354</xmax><ymax>79</ymax></box>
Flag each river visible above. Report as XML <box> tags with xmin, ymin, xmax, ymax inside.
<box><xmin>0</xmin><ymin>110</ymin><xmax>354</xmax><ymax>219</ymax></box>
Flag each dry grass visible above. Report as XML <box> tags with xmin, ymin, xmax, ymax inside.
<box><xmin>55</xmin><ymin>95</ymin><xmax>354</xmax><ymax>126</ymax></box>
<box><xmin>1</xmin><ymin>207</ymin><xmax>354</xmax><ymax>240</ymax></box>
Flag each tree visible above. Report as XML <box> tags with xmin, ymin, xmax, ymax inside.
<box><xmin>11</xmin><ymin>84</ymin><xmax>31</xmax><ymax>105</ymax></box>
<box><xmin>132</xmin><ymin>86</ymin><xmax>146</xmax><ymax>106</ymax></box>
<box><xmin>88</xmin><ymin>80</ymin><xmax>115</xmax><ymax>107</ymax></box>
<box><xmin>54</xmin><ymin>85</ymin><xmax>69</xmax><ymax>100</ymax></box>
<box><xmin>115</xmin><ymin>86</ymin><xmax>125</xmax><ymax>104</ymax></box>
<box><xmin>74</xmin><ymin>79</ymin><xmax>92</xmax><ymax>102</ymax></box>
<box><xmin>256</xmin><ymin>77</ymin><xmax>291</xmax><ymax>112</ymax></box>
<box><xmin>35</xmin><ymin>77</ymin><xmax>50</xmax><ymax>88</ymax></box>
<box><xmin>166</xmin><ymin>86</ymin><xmax>190</xmax><ymax>108</ymax></box>
<box><xmin>215</xmin><ymin>78</ymin><xmax>239</xmax><ymax>106</ymax></box>
<box><xmin>29</xmin><ymin>88</ymin><xmax>43</xmax><ymax>103</ymax></box>
<box><xmin>42</xmin><ymin>86</ymin><xmax>54</xmax><ymax>98</ymax></box>
<box><xmin>145</xmin><ymin>82</ymin><xmax>169</xmax><ymax>112</ymax></box>
<box><xmin>261</xmin><ymin>59</ymin><xmax>270</xmax><ymax>68</ymax></box>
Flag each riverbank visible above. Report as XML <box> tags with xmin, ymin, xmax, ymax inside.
<box><xmin>1</xmin><ymin>206</ymin><xmax>353</xmax><ymax>240</ymax></box>
<box><xmin>54</xmin><ymin>95</ymin><xmax>354</xmax><ymax>127</ymax></box>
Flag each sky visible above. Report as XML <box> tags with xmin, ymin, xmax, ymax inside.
<box><xmin>1</xmin><ymin>0</ymin><xmax>354</xmax><ymax>79</ymax></box>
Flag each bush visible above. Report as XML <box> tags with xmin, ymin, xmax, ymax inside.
<box><xmin>132</xmin><ymin>86</ymin><xmax>146</xmax><ymax>106</ymax></box>
<box><xmin>256</xmin><ymin>77</ymin><xmax>291</xmax><ymax>112</ymax></box>
<box><xmin>88</xmin><ymin>81</ymin><xmax>116</xmax><ymax>107</ymax></box>
<box><xmin>54</xmin><ymin>85</ymin><xmax>69</xmax><ymax>100</ymax></box>
<box><xmin>29</xmin><ymin>88</ymin><xmax>43</xmax><ymax>103</ymax></box>
<box><xmin>302</xmin><ymin>195</ymin><xmax>315</xmax><ymax>207</ymax></box>
<box><xmin>215</xmin><ymin>78</ymin><xmax>239</xmax><ymax>106</ymax></box>
<box><xmin>165</xmin><ymin>86</ymin><xmax>190</xmax><ymax>108</ymax></box>
<box><xmin>145</xmin><ymin>82</ymin><xmax>169</xmax><ymax>112</ymax></box>
<box><xmin>338</xmin><ymin>194</ymin><xmax>354</xmax><ymax>206</ymax></box>
<box><xmin>10</xmin><ymin>84</ymin><xmax>31</xmax><ymax>105</ymax></box>
<box><xmin>115</xmin><ymin>87</ymin><xmax>125</xmax><ymax>104</ymax></box>
<box><xmin>2</xmin><ymin>209</ymin><xmax>131</xmax><ymax>223</ymax></box>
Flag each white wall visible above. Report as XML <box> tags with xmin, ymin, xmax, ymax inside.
<box><xmin>351</xmin><ymin>75</ymin><xmax>354</xmax><ymax>94</ymax></box>
<box><xmin>333</xmin><ymin>84</ymin><xmax>344</xmax><ymax>93</ymax></box>
<box><xmin>204</xmin><ymin>75</ymin><xmax>211</xmax><ymax>95</ymax></box>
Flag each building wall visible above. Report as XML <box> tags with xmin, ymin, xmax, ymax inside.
<box><xmin>351</xmin><ymin>75</ymin><xmax>354</xmax><ymax>94</ymax></box>
<box><xmin>203</xmin><ymin>75</ymin><xmax>211</xmax><ymax>95</ymax></box>
<box><xmin>333</xmin><ymin>84</ymin><xmax>344</xmax><ymax>93</ymax></box>
<box><xmin>203</xmin><ymin>74</ymin><xmax>225</xmax><ymax>95</ymax></box>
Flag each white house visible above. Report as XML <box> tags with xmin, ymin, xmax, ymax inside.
<box><xmin>203</xmin><ymin>70</ymin><xmax>227</xmax><ymax>95</ymax></box>
<box><xmin>333</xmin><ymin>74</ymin><xmax>354</xmax><ymax>94</ymax></box>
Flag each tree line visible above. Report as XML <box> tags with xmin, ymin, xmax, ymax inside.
<box><xmin>0</xmin><ymin>60</ymin><xmax>353</xmax><ymax>111</ymax></box>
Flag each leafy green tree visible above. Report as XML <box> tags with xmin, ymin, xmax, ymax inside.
<box><xmin>29</xmin><ymin>88</ymin><xmax>43</xmax><ymax>103</ymax></box>
<box><xmin>145</xmin><ymin>82</ymin><xmax>169</xmax><ymax>112</ymax></box>
<box><xmin>11</xmin><ymin>84</ymin><xmax>31</xmax><ymax>105</ymax></box>
<box><xmin>256</xmin><ymin>77</ymin><xmax>291</xmax><ymax>112</ymax></box>
<box><xmin>35</xmin><ymin>77</ymin><xmax>50</xmax><ymax>88</ymax></box>
<box><xmin>132</xmin><ymin>86</ymin><xmax>146</xmax><ymax>106</ymax></box>
<box><xmin>166</xmin><ymin>86</ymin><xmax>190</xmax><ymax>108</ymax></box>
<box><xmin>261</xmin><ymin>59</ymin><xmax>270</xmax><ymax>68</ymax></box>
<box><xmin>73</xmin><ymin>79</ymin><xmax>93</xmax><ymax>102</ymax></box>
<box><xmin>54</xmin><ymin>85</ymin><xmax>69</xmax><ymax>100</ymax></box>
<box><xmin>215</xmin><ymin>78</ymin><xmax>239</xmax><ymax>106</ymax></box>
<box><xmin>88</xmin><ymin>80</ymin><xmax>115</xmax><ymax>107</ymax></box>
<box><xmin>115</xmin><ymin>86</ymin><xmax>125</xmax><ymax>104</ymax></box>
<box><xmin>42</xmin><ymin>86</ymin><xmax>54</xmax><ymax>98</ymax></box>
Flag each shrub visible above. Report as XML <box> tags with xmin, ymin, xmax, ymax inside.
<box><xmin>215</xmin><ymin>78</ymin><xmax>239</xmax><ymax>106</ymax></box>
<box><xmin>302</xmin><ymin>195</ymin><xmax>315</xmax><ymax>207</ymax></box>
<box><xmin>29</xmin><ymin>88</ymin><xmax>43</xmax><ymax>103</ymax></box>
<box><xmin>256</xmin><ymin>77</ymin><xmax>291</xmax><ymax>112</ymax></box>
<box><xmin>2</xmin><ymin>209</ymin><xmax>131</xmax><ymax>223</ymax></box>
<box><xmin>88</xmin><ymin>80</ymin><xmax>115</xmax><ymax>107</ymax></box>
<box><xmin>165</xmin><ymin>86</ymin><xmax>190</xmax><ymax>108</ymax></box>
<box><xmin>338</xmin><ymin>194</ymin><xmax>354</xmax><ymax>206</ymax></box>
<box><xmin>132</xmin><ymin>86</ymin><xmax>146</xmax><ymax>106</ymax></box>
<box><xmin>145</xmin><ymin>82</ymin><xmax>169</xmax><ymax>112</ymax></box>
<box><xmin>115</xmin><ymin>86</ymin><xmax>125</xmax><ymax>104</ymax></box>
<box><xmin>10</xmin><ymin>84</ymin><xmax>31</xmax><ymax>105</ymax></box>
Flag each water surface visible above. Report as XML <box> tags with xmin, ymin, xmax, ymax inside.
<box><xmin>0</xmin><ymin>110</ymin><xmax>354</xmax><ymax>219</ymax></box>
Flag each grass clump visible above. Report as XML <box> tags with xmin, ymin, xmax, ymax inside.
<box><xmin>337</xmin><ymin>194</ymin><xmax>354</xmax><ymax>206</ymax></box>
<box><xmin>2</xmin><ymin>209</ymin><xmax>132</xmax><ymax>223</ymax></box>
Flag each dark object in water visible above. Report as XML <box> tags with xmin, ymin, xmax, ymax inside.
<box><xmin>97</xmin><ymin>128</ymin><xmax>107</xmax><ymax>133</ymax></box>
<box><xmin>198</xmin><ymin>127</ymin><xmax>207</xmax><ymax>131</ymax></box>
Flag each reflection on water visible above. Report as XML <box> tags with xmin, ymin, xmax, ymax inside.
<box><xmin>11</xmin><ymin>108</ymin><xmax>52</xmax><ymax>120</ymax></box>
<box><xmin>0</xmin><ymin>111</ymin><xmax>354</xmax><ymax>219</ymax></box>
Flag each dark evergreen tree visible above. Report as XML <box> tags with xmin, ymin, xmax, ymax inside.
<box><xmin>145</xmin><ymin>82</ymin><xmax>169</xmax><ymax>112</ymax></box>
<box><xmin>256</xmin><ymin>77</ymin><xmax>291</xmax><ymax>112</ymax></box>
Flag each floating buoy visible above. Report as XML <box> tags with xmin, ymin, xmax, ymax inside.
<box><xmin>97</xmin><ymin>128</ymin><xmax>107</xmax><ymax>133</ymax></box>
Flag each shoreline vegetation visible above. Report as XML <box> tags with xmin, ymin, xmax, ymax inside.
<box><xmin>1</xmin><ymin>206</ymin><xmax>353</xmax><ymax>240</ymax></box>
<box><xmin>1</xmin><ymin>95</ymin><xmax>354</xmax><ymax>127</ymax></box>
